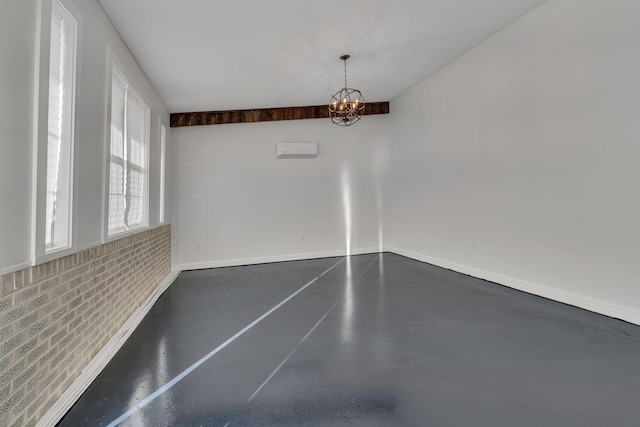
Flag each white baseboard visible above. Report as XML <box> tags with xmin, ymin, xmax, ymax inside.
<box><xmin>174</xmin><ymin>247</ymin><xmax>380</xmax><ymax>271</ymax></box>
<box><xmin>37</xmin><ymin>270</ymin><xmax>181</xmax><ymax>427</ymax></box>
<box><xmin>386</xmin><ymin>246</ymin><xmax>640</xmax><ymax>326</ymax></box>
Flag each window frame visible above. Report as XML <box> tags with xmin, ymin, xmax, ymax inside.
<box><xmin>104</xmin><ymin>62</ymin><xmax>151</xmax><ymax>240</ymax></box>
<box><xmin>32</xmin><ymin>0</ymin><xmax>81</xmax><ymax>265</ymax></box>
<box><xmin>158</xmin><ymin>121</ymin><xmax>167</xmax><ymax>224</ymax></box>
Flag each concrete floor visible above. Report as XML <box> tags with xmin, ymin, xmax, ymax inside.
<box><xmin>58</xmin><ymin>253</ymin><xmax>640</xmax><ymax>426</ymax></box>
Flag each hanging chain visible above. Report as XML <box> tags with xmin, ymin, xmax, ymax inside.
<box><xmin>344</xmin><ymin>58</ymin><xmax>348</xmax><ymax>88</ymax></box>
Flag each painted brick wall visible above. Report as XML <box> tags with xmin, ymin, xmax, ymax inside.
<box><xmin>0</xmin><ymin>225</ymin><xmax>171</xmax><ymax>427</ymax></box>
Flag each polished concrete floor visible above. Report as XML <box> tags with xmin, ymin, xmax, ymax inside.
<box><xmin>58</xmin><ymin>253</ymin><xmax>640</xmax><ymax>426</ymax></box>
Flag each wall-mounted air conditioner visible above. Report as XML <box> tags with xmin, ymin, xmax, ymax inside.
<box><xmin>275</xmin><ymin>142</ymin><xmax>319</xmax><ymax>159</ymax></box>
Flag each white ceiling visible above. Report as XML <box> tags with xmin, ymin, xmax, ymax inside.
<box><xmin>98</xmin><ymin>0</ymin><xmax>547</xmax><ymax>113</ymax></box>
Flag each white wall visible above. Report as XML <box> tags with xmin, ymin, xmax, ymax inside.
<box><xmin>0</xmin><ymin>0</ymin><xmax>38</xmax><ymax>273</ymax></box>
<box><xmin>172</xmin><ymin>116</ymin><xmax>392</xmax><ymax>269</ymax></box>
<box><xmin>388</xmin><ymin>0</ymin><xmax>640</xmax><ymax>324</ymax></box>
<box><xmin>0</xmin><ymin>0</ymin><xmax>171</xmax><ymax>274</ymax></box>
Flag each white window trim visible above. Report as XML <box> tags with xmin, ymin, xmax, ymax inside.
<box><xmin>159</xmin><ymin>120</ymin><xmax>167</xmax><ymax>224</ymax></box>
<box><xmin>32</xmin><ymin>0</ymin><xmax>82</xmax><ymax>265</ymax></box>
<box><xmin>103</xmin><ymin>59</ymin><xmax>151</xmax><ymax>242</ymax></box>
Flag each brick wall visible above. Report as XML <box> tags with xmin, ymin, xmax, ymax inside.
<box><xmin>0</xmin><ymin>224</ymin><xmax>171</xmax><ymax>427</ymax></box>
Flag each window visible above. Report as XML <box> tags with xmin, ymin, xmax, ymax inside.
<box><xmin>159</xmin><ymin>122</ymin><xmax>166</xmax><ymax>224</ymax></box>
<box><xmin>108</xmin><ymin>67</ymin><xmax>150</xmax><ymax>235</ymax></box>
<box><xmin>45</xmin><ymin>0</ymin><xmax>77</xmax><ymax>251</ymax></box>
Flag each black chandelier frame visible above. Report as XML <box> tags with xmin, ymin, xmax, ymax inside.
<box><xmin>328</xmin><ymin>55</ymin><xmax>365</xmax><ymax>126</ymax></box>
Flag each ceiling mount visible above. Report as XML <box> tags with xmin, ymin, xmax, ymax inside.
<box><xmin>339</xmin><ymin>54</ymin><xmax>350</xmax><ymax>61</ymax></box>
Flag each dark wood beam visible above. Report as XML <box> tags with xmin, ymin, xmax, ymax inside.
<box><xmin>170</xmin><ymin>102</ymin><xmax>390</xmax><ymax>127</ymax></box>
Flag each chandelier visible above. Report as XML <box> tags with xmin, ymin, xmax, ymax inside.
<box><xmin>329</xmin><ymin>55</ymin><xmax>365</xmax><ymax>126</ymax></box>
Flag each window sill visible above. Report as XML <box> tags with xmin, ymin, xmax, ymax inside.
<box><xmin>105</xmin><ymin>224</ymin><xmax>150</xmax><ymax>243</ymax></box>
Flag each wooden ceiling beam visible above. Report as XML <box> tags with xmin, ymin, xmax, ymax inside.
<box><xmin>170</xmin><ymin>102</ymin><xmax>389</xmax><ymax>127</ymax></box>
